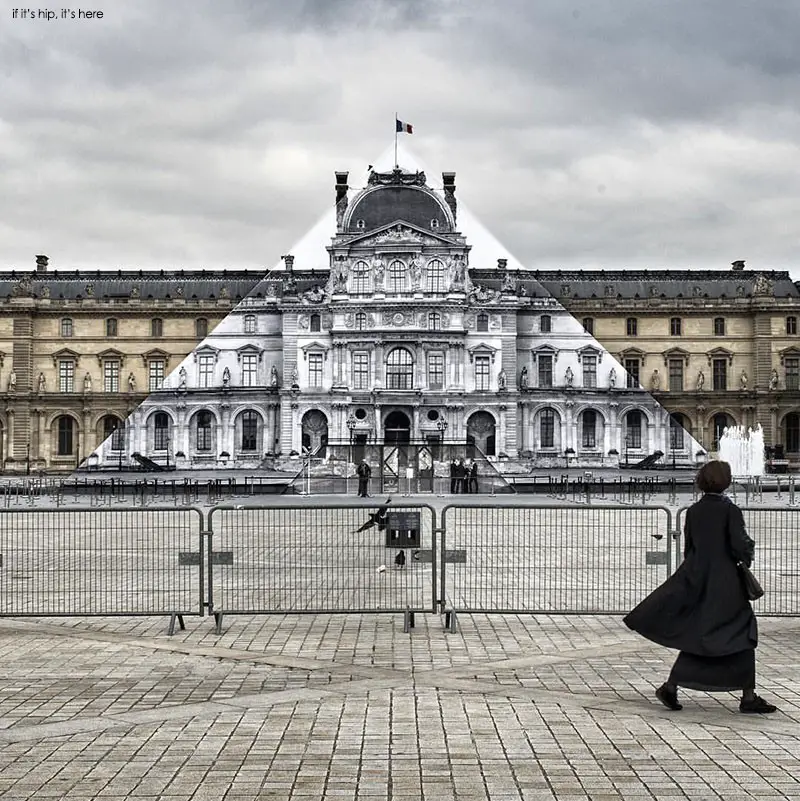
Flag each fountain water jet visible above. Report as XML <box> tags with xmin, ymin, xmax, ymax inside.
<box><xmin>717</xmin><ymin>423</ymin><xmax>765</xmax><ymax>478</ymax></box>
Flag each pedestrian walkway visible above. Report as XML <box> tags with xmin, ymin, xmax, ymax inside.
<box><xmin>0</xmin><ymin>612</ymin><xmax>798</xmax><ymax>799</ymax></box>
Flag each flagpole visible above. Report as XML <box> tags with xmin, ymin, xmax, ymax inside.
<box><xmin>394</xmin><ymin>112</ymin><xmax>398</xmax><ymax>168</ymax></box>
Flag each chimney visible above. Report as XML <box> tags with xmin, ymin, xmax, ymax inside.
<box><xmin>282</xmin><ymin>254</ymin><xmax>294</xmax><ymax>273</ymax></box>
<box><xmin>335</xmin><ymin>171</ymin><xmax>349</xmax><ymax>229</ymax></box>
<box><xmin>442</xmin><ymin>172</ymin><xmax>457</xmax><ymax>223</ymax></box>
<box><xmin>731</xmin><ymin>260</ymin><xmax>745</xmax><ymax>271</ymax></box>
<box><xmin>497</xmin><ymin>258</ymin><xmax>508</xmax><ymax>271</ymax></box>
<box><xmin>35</xmin><ymin>254</ymin><xmax>48</xmax><ymax>272</ymax></box>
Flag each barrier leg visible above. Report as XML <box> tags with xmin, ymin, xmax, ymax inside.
<box><xmin>167</xmin><ymin>613</ymin><xmax>185</xmax><ymax>636</ymax></box>
<box><xmin>214</xmin><ymin>612</ymin><xmax>224</xmax><ymax>635</ymax></box>
<box><xmin>403</xmin><ymin>607</ymin><xmax>415</xmax><ymax>633</ymax></box>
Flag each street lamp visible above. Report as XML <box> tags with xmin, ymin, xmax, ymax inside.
<box><xmin>436</xmin><ymin>416</ymin><xmax>448</xmax><ymax>460</ymax></box>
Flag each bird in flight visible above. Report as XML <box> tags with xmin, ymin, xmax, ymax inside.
<box><xmin>354</xmin><ymin>497</ymin><xmax>392</xmax><ymax>532</ymax></box>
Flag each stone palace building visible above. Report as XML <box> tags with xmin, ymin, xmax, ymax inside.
<box><xmin>1</xmin><ymin>162</ymin><xmax>799</xmax><ymax>475</ymax></box>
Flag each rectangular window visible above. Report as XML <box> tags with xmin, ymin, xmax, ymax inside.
<box><xmin>538</xmin><ymin>354</ymin><xmax>553</xmax><ymax>388</ymax></box>
<box><xmin>714</xmin><ymin>317</ymin><xmax>725</xmax><ymax>336</ymax></box>
<box><xmin>352</xmin><ymin>352</ymin><xmax>369</xmax><ymax>390</ymax></box>
<box><xmin>624</xmin><ymin>358</ymin><xmax>640</xmax><ymax>389</ymax></box>
<box><xmin>582</xmin><ymin>355</ymin><xmax>597</xmax><ymax>388</ymax></box>
<box><xmin>103</xmin><ymin>360</ymin><xmax>120</xmax><ymax>393</ymax></box>
<box><xmin>59</xmin><ymin>360</ymin><xmax>75</xmax><ymax>393</ymax></box>
<box><xmin>154</xmin><ymin>420</ymin><xmax>169</xmax><ymax>451</ymax></box>
<box><xmin>626</xmin><ymin>318</ymin><xmax>638</xmax><ymax>336</ymax></box>
<box><xmin>582</xmin><ymin>317</ymin><xmax>594</xmax><ymax>335</ymax></box>
<box><xmin>712</xmin><ymin>358</ymin><xmax>727</xmax><ymax>391</ymax></box>
<box><xmin>308</xmin><ymin>353</ymin><xmax>323</xmax><ymax>387</ymax></box>
<box><xmin>198</xmin><ymin>355</ymin><xmax>214</xmax><ymax>388</ymax></box>
<box><xmin>670</xmin><ymin>419</ymin><xmax>685</xmax><ymax>450</ymax></box>
<box><xmin>668</xmin><ymin>359</ymin><xmax>683</xmax><ymax>392</ymax></box>
<box><xmin>582</xmin><ymin>412</ymin><xmax>596</xmax><ymax>449</ymax></box>
<box><xmin>428</xmin><ymin>352</ymin><xmax>444</xmax><ymax>389</ymax></box>
<box><xmin>540</xmin><ymin>409</ymin><xmax>555</xmax><ymax>449</ymax></box>
<box><xmin>786</xmin><ymin>358</ymin><xmax>800</xmax><ymax>391</ymax></box>
<box><xmin>670</xmin><ymin>318</ymin><xmax>682</xmax><ymax>336</ymax></box>
<box><xmin>475</xmin><ymin>356</ymin><xmax>490</xmax><ymax>391</ymax></box>
<box><xmin>148</xmin><ymin>360</ymin><xmax>165</xmax><ymax>392</ymax></box>
<box><xmin>241</xmin><ymin>353</ymin><xmax>258</xmax><ymax>387</ymax></box>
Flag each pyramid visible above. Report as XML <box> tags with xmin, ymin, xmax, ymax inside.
<box><xmin>75</xmin><ymin>141</ymin><xmax>703</xmax><ymax>474</ymax></box>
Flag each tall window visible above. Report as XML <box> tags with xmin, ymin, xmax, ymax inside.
<box><xmin>477</xmin><ymin>312</ymin><xmax>489</xmax><ymax>332</ymax></box>
<box><xmin>355</xmin><ymin>312</ymin><xmax>367</xmax><ymax>330</ymax></box>
<box><xmin>428</xmin><ymin>312</ymin><xmax>441</xmax><ymax>330</ymax></box>
<box><xmin>196</xmin><ymin>411</ymin><xmax>212</xmax><ymax>451</ymax></box>
<box><xmin>197</xmin><ymin>355</ymin><xmax>214</xmax><ymax>388</ymax></box>
<box><xmin>786</xmin><ymin>413</ymin><xmax>800</xmax><ymax>452</ymax></box>
<box><xmin>151</xmin><ymin>318</ymin><xmax>163</xmax><ymax>337</ymax></box>
<box><xmin>388</xmin><ymin>260</ymin><xmax>406</xmax><ymax>293</ymax></box>
<box><xmin>310</xmin><ymin>314</ymin><xmax>321</xmax><ymax>332</ymax></box>
<box><xmin>386</xmin><ymin>348</ymin><xmax>413</xmax><ymax>390</ymax></box>
<box><xmin>103</xmin><ymin>360</ymin><xmax>120</xmax><ymax>393</ymax></box>
<box><xmin>352</xmin><ymin>352</ymin><xmax>370</xmax><ymax>390</ymax></box>
<box><xmin>626</xmin><ymin>318</ymin><xmax>638</xmax><ymax>336</ymax></box>
<box><xmin>59</xmin><ymin>360</ymin><xmax>75</xmax><ymax>393</ymax></box>
<box><xmin>308</xmin><ymin>353</ymin><xmax>323</xmax><ymax>388</ymax></box>
<box><xmin>670</xmin><ymin>414</ymin><xmax>685</xmax><ymax>450</ymax></box>
<box><xmin>148</xmin><ymin>359</ymin><xmax>165</xmax><ymax>392</ymax></box>
<box><xmin>154</xmin><ymin>413</ymin><xmax>170</xmax><ymax>451</ymax></box>
<box><xmin>582</xmin><ymin>317</ymin><xmax>594</xmax><ymax>335</ymax></box>
<box><xmin>714</xmin><ymin>317</ymin><xmax>726</xmax><ymax>336</ymax></box>
<box><xmin>351</xmin><ymin>261</ymin><xmax>370</xmax><ymax>294</ymax></box>
<box><xmin>57</xmin><ymin>416</ymin><xmax>75</xmax><ymax>456</ymax></box>
<box><xmin>104</xmin><ymin>416</ymin><xmax>123</xmax><ymax>451</ymax></box>
<box><xmin>196</xmin><ymin>318</ymin><xmax>208</xmax><ymax>338</ymax></box>
<box><xmin>625</xmin><ymin>410</ymin><xmax>642</xmax><ymax>449</ymax></box>
<box><xmin>785</xmin><ymin>357</ymin><xmax>799</xmax><ymax>391</ymax></box>
<box><xmin>240</xmin><ymin>411</ymin><xmax>258</xmax><ymax>451</ymax></box>
<box><xmin>60</xmin><ymin>318</ymin><xmax>73</xmax><ymax>337</ymax></box>
<box><xmin>426</xmin><ymin>259</ymin><xmax>445</xmax><ymax>293</ymax></box>
<box><xmin>105</xmin><ymin>318</ymin><xmax>118</xmax><ymax>337</ymax></box>
<box><xmin>624</xmin><ymin>358</ymin><xmax>640</xmax><ymax>388</ymax></box>
<box><xmin>241</xmin><ymin>353</ymin><xmax>258</xmax><ymax>387</ymax></box>
<box><xmin>670</xmin><ymin>317</ymin><xmax>682</xmax><ymax>336</ymax></box>
<box><xmin>787</xmin><ymin>316</ymin><xmax>798</xmax><ymax>335</ymax></box>
<box><xmin>713</xmin><ymin>413</ymin><xmax>730</xmax><ymax>450</ymax></box>
<box><xmin>540</xmin><ymin>315</ymin><xmax>551</xmax><ymax>333</ymax></box>
<box><xmin>540</xmin><ymin>409</ymin><xmax>555</xmax><ymax>448</ymax></box>
<box><xmin>474</xmin><ymin>356</ymin><xmax>490</xmax><ymax>390</ymax></box>
<box><xmin>428</xmin><ymin>352</ymin><xmax>444</xmax><ymax>389</ymax></box>
<box><xmin>538</xmin><ymin>354</ymin><xmax>553</xmax><ymax>388</ymax></box>
<box><xmin>668</xmin><ymin>359</ymin><xmax>684</xmax><ymax>392</ymax></box>
<box><xmin>581</xmin><ymin>410</ymin><xmax>597</xmax><ymax>449</ymax></box>
<box><xmin>712</xmin><ymin>359</ymin><xmax>727</xmax><ymax>391</ymax></box>
<box><xmin>582</xmin><ymin>355</ymin><xmax>597</xmax><ymax>388</ymax></box>
<box><xmin>244</xmin><ymin>315</ymin><xmax>256</xmax><ymax>334</ymax></box>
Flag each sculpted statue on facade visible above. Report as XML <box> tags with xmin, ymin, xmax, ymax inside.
<box><xmin>519</xmin><ymin>366</ymin><xmax>528</xmax><ymax>390</ymax></box>
<box><xmin>8</xmin><ymin>369</ymin><xmax>16</xmax><ymax>392</ymax></box>
<box><xmin>409</xmin><ymin>254</ymin><xmax>423</xmax><ymax>289</ymax></box>
<box><xmin>740</xmin><ymin>369</ymin><xmax>748</xmax><ymax>390</ymax></box>
<box><xmin>650</xmin><ymin>368</ymin><xmax>661</xmax><ymax>391</ymax></box>
<box><xmin>696</xmin><ymin>369</ymin><xmax>705</xmax><ymax>391</ymax></box>
<box><xmin>565</xmin><ymin>366</ymin><xmax>574</xmax><ymax>388</ymax></box>
<box><xmin>303</xmin><ymin>285</ymin><xmax>325</xmax><ymax>303</ymax></box>
<box><xmin>128</xmin><ymin>372</ymin><xmax>136</xmax><ymax>392</ymax></box>
<box><xmin>83</xmin><ymin>372</ymin><xmax>92</xmax><ymax>393</ymax></box>
<box><xmin>608</xmin><ymin>367</ymin><xmax>616</xmax><ymax>388</ymax></box>
<box><xmin>178</xmin><ymin>366</ymin><xmax>187</xmax><ymax>391</ymax></box>
<box><xmin>291</xmin><ymin>366</ymin><xmax>299</xmax><ymax>388</ymax></box>
<box><xmin>501</xmin><ymin>272</ymin><xmax>516</xmax><ymax>293</ymax></box>
<box><xmin>753</xmin><ymin>274</ymin><xmax>773</xmax><ymax>296</ymax></box>
<box><xmin>769</xmin><ymin>369</ymin><xmax>779</xmax><ymax>390</ymax></box>
<box><xmin>498</xmin><ymin>368</ymin><xmax>507</xmax><ymax>391</ymax></box>
<box><xmin>271</xmin><ymin>365</ymin><xmax>279</xmax><ymax>387</ymax></box>
<box><xmin>37</xmin><ymin>372</ymin><xmax>46</xmax><ymax>393</ymax></box>
<box><xmin>372</xmin><ymin>255</ymin><xmax>385</xmax><ymax>288</ymax></box>
<box><xmin>222</xmin><ymin>367</ymin><xmax>231</xmax><ymax>388</ymax></box>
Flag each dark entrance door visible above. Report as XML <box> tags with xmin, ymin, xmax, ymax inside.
<box><xmin>382</xmin><ymin>411</ymin><xmax>411</xmax><ymax>492</ymax></box>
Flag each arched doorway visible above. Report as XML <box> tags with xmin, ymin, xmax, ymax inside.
<box><xmin>382</xmin><ymin>410</ymin><xmax>412</xmax><ymax>492</ymax></box>
<box><xmin>712</xmin><ymin>412</ymin><xmax>735</xmax><ymax>451</ymax></box>
<box><xmin>384</xmin><ymin>410</ymin><xmax>411</xmax><ymax>445</ymax></box>
<box><xmin>784</xmin><ymin>412</ymin><xmax>800</xmax><ymax>454</ymax></box>
<box><xmin>466</xmin><ymin>411</ymin><xmax>496</xmax><ymax>457</ymax></box>
<box><xmin>301</xmin><ymin>409</ymin><xmax>328</xmax><ymax>457</ymax></box>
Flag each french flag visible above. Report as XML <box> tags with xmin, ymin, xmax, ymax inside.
<box><xmin>396</xmin><ymin>119</ymin><xmax>413</xmax><ymax>134</ymax></box>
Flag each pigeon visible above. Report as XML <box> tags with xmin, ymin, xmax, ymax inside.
<box><xmin>377</xmin><ymin>564</ymin><xmax>387</xmax><ymax>573</ymax></box>
<box><xmin>394</xmin><ymin>550</ymin><xmax>406</xmax><ymax>569</ymax></box>
<box><xmin>353</xmin><ymin>497</ymin><xmax>392</xmax><ymax>533</ymax></box>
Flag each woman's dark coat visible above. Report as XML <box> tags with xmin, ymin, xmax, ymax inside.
<box><xmin>623</xmin><ymin>493</ymin><xmax>758</xmax><ymax>656</ymax></box>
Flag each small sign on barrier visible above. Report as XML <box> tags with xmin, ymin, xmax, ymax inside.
<box><xmin>645</xmin><ymin>551</ymin><xmax>668</xmax><ymax>565</ymax></box>
<box><xmin>412</xmin><ymin>549</ymin><xmax>467</xmax><ymax>564</ymax></box>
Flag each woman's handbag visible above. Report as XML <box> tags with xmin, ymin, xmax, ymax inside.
<box><xmin>737</xmin><ymin>562</ymin><xmax>764</xmax><ymax>601</ymax></box>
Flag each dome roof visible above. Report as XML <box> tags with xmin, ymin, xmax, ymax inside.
<box><xmin>345</xmin><ymin>184</ymin><xmax>453</xmax><ymax>234</ymax></box>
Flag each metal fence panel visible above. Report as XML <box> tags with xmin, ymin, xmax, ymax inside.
<box><xmin>0</xmin><ymin>507</ymin><xmax>204</xmax><ymax>616</ymax></box>
<box><xmin>440</xmin><ymin>504</ymin><xmax>673</xmax><ymax>614</ymax></box>
<box><xmin>207</xmin><ymin>504</ymin><xmax>437</xmax><ymax>614</ymax></box>
<box><xmin>676</xmin><ymin>505</ymin><xmax>800</xmax><ymax>616</ymax></box>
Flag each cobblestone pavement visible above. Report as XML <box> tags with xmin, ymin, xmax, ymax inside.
<box><xmin>1</xmin><ymin>612</ymin><xmax>798</xmax><ymax>800</ymax></box>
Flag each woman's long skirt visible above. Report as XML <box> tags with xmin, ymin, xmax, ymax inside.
<box><xmin>668</xmin><ymin>648</ymin><xmax>755</xmax><ymax>692</ymax></box>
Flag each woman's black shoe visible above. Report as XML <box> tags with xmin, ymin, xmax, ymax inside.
<box><xmin>740</xmin><ymin>695</ymin><xmax>777</xmax><ymax>714</ymax></box>
<box><xmin>655</xmin><ymin>684</ymin><xmax>682</xmax><ymax>711</ymax></box>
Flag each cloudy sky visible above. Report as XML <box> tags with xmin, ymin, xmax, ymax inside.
<box><xmin>3</xmin><ymin>0</ymin><xmax>800</xmax><ymax>276</ymax></box>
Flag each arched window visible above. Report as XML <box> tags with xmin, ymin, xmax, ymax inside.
<box><xmin>244</xmin><ymin>314</ymin><xmax>256</xmax><ymax>334</ymax></box>
<box><xmin>713</xmin><ymin>412</ymin><xmax>733</xmax><ymax>450</ymax></box>
<box><xmin>581</xmin><ymin>409</ymin><xmax>597</xmax><ymax>449</ymax></box>
<box><xmin>240</xmin><ymin>410</ymin><xmax>259</xmax><ymax>451</ymax></box>
<box><xmin>477</xmin><ymin>312</ymin><xmax>489</xmax><ymax>332</ymax></box>
<box><xmin>56</xmin><ymin>416</ymin><xmax>75</xmax><ymax>456</ymax></box>
<box><xmin>625</xmin><ymin>410</ymin><xmax>642</xmax><ymax>449</ymax></box>
<box><xmin>386</xmin><ymin>347</ymin><xmax>414</xmax><ymax>390</ymax></box>
<box><xmin>103</xmin><ymin>415</ymin><xmax>124</xmax><ymax>451</ymax></box>
<box><xmin>786</xmin><ymin>412</ymin><xmax>800</xmax><ymax>452</ymax></box>
<box><xmin>388</xmin><ymin>260</ymin><xmax>407</xmax><ymax>293</ymax></box>
<box><xmin>355</xmin><ymin>312</ymin><xmax>367</xmax><ymax>330</ymax></box>
<box><xmin>196</xmin><ymin>318</ymin><xmax>208</xmax><ymax>338</ymax></box>
<box><xmin>428</xmin><ymin>312</ymin><xmax>441</xmax><ymax>330</ymax></box>
<box><xmin>540</xmin><ymin>315</ymin><xmax>551</xmax><ymax>333</ymax></box>
<box><xmin>540</xmin><ymin>408</ymin><xmax>556</xmax><ymax>449</ymax></box>
<box><xmin>351</xmin><ymin>261</ymin><xmax>370</xmax><ymax>294</ymax></box>
<box><xmin>310</xmin><ymin>314</ymin><xmax>321</xmax><ymax>332</ymax></box>
<box><xmin>151</xmin><ymin>318</ymin><xmax>163</xmax><ymax>338</ymax></box>
<box><xmin>60</xmin><ymin>318</ymin><xmax>73</xmax><ymax>337</ymax></box>
<box><xmin>196</xmin><ymin>411</ymin><xmax>213</xmax><ymax>451</ymax></box>
<box><xmin>426</xmin><ymin>259</ymin><xmax>445</xmax><ymax>293</ymax></box>
<box><xmin>154</xmin><ymin>412</ymin><xmax>170</xmax><ymax>451</ymax></box>
<box><xmin>670</xmin><ymin>413</ymin><xmax>686</xmax><ymax>450</ymax></box>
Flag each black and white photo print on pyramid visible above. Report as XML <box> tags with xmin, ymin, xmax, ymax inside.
<box><xmin>76</xmin><ymin>142</ymin><xmax>703</xmax><ymax>484</ymax></box>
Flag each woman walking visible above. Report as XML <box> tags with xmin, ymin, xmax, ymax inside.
<box><xmin>623</xmin><ymin>460</ymin><xmax>777</xmax><ymax>714</ymax></box>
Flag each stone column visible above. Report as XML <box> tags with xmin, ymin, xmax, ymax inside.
<box><xmin>498</xmin><ymin>405</ymin><xmax>507</xmax><ymax>455</ymax></box>
<box><xmin>374</xmin><ymin>343</ymin><xmax>384</xmax><ymax>387</ymax></box>
<box><xmin>374</xmin><ymin>404</ymin><xmax>382</xmax><ymax>443</ymax></box>
<box><xmin>564</xmin><ymin>402</ymin><xmax>573</xmax><ymax>452</ymax></box>
<box><xmin>80</xmin><ymin>411</ymin><xmax>91</xmax><ymax>464</ymax></box>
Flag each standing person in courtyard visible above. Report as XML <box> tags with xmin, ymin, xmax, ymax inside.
<box><xmin>623</xmin><ymin>460</ymin><xmax>777</xmax><ymax>714</ymax></box>
<box><xmin>450</xmin><ymin>457</ymin><xmax>458</xmax><ymax>494</ymax></box>
<box><xmin>469</xmin><ymin>460</ymin><xmax>479</xmax><ymax>494</ymax></box>
<box><xmin>356</xmin><ymin>459</ymin><xmax>371</xmax><ymax>498</ymax></box>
